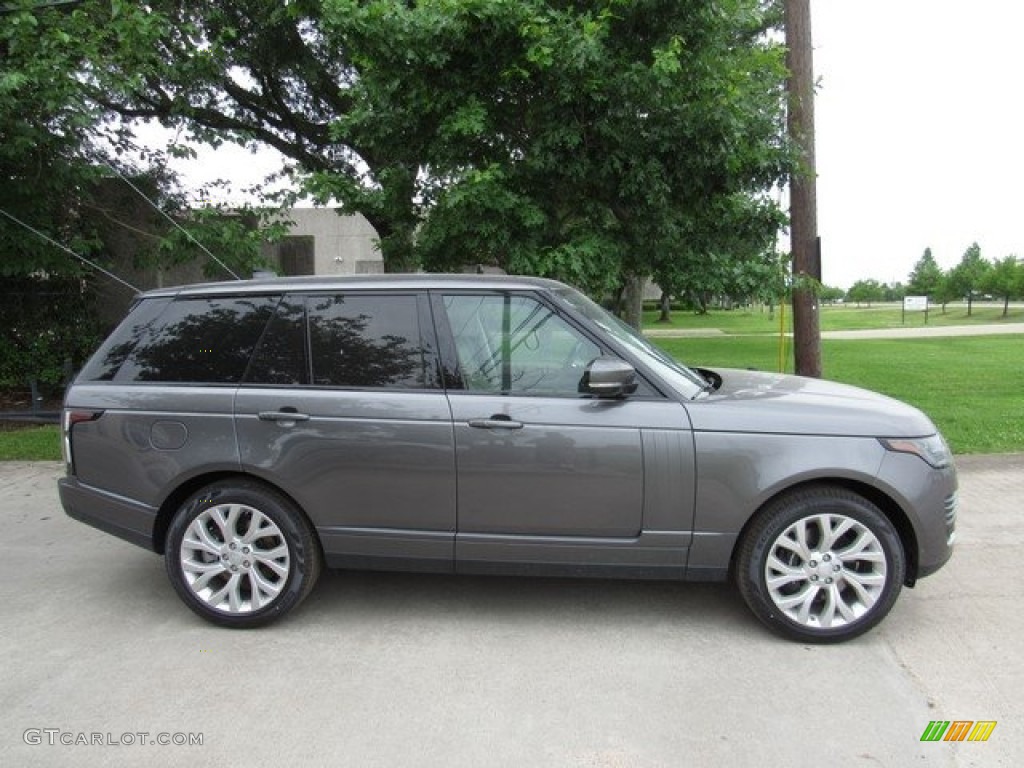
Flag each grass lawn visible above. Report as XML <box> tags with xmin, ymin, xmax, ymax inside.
<box><xmin>0</xmin><ymin>424</ymin><xmax>61</xmax><ymax>461</ymax></box>
<box><xmin>644</xmin><ymin>302</ymin><xmax>1024</xmax><ymax>335</ymax></box>
<box><xmin>654</xmin><ymin>335</ymin><xmax>1024</xmax><ymax>455</ymax></box>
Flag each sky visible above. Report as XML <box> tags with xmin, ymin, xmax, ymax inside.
<box><xmin>164</xmin><ymin>1</ymin><xmax>1024</xmax><ymax>290</ymax></box>
<box><xmin>813</xmin><ymin>0</ymin><xmax>1024</xmax><ymax>288</ymax></box>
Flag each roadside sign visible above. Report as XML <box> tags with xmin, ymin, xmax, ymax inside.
<box><xmin>903</xmin><ymin>295</ymin><xmax>929</xmax><ymax>324</ymax></box>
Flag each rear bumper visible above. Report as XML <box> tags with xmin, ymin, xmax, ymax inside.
<box><xmin>59</xmin><ymin>477</ymin><xmax>159</xmax><ymax>552</ymax></box>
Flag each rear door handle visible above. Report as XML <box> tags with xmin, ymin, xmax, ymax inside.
<box><xmin>468</xmin><ymin>416</ymin><xmax>524</xmax><ymax>430</ymax></box>
<box><xmin>258</xmin><ymin>409</ymin><xmax>310</xmax><ymax>423</ymax></box>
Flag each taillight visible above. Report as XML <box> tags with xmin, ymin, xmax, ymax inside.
<box><xmin>62</xmin><ymin>409</ymin><xmax>103</xmax><ymax>473</ymax></box>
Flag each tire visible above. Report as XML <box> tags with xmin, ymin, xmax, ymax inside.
<box><xmin>165</xmin><ymin>480</ymin><xmax>322</xmax><ymax>628</ymax></box>
<box><xmin>736</xmin><ymin>486</ymin><xmax>905</xmax><ymax>643</ymax></box>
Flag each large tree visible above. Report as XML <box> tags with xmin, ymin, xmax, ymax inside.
<box><xmin>982</xmin><ymin>255</ymin><xmax>1023</xmax><ymax>317</ymax></box>
<box><xmin>947</xmin><ymin>242</ymin><xmax>991</xmax><ymax>317</ymax></box>
<box><xmin>45</xmin><ymin>0</ymin><xmax>791</xmax><ymax>319</ymax></box>
<box><xmin>906</xmin><ymin>247</ymin><xmax>943</xmax><ymax>298</ymax></box>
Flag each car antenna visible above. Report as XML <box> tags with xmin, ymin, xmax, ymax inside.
<box><xmin>0</xmin><ymin>208</ymin><xmax>141</xmax><ymax>293</ymax></box>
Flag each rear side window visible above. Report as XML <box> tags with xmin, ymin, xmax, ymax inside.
<box><xmin>116</xmin><ymin>296</ymin><xmax>277</xmax><ymax>384</ymax></box>
<box><xmin>77</xmin><ymin>297</ymin><xmax>172</xmax><ymax>382</ymax></box>
<box><xmin>245</xmin><ymin>297</ymin><xmax>309</xmax><ymax>385</ymax></box>
<box><xmin>306</xmin><ymin>294</ymin><xmax>435</xmax><ymax>389</ymax></box>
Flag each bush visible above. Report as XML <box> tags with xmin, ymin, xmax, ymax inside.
<box><xmin>0</xmin><ymin>276</ymin><xmax>104</xmax><ymax>391</ymax></box>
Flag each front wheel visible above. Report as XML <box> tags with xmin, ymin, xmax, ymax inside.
<box><xmin>736</xmin><ymin>486</ymin><xmax>906</xmax><ymax>643</ymax></box>
<box><xmin>165</xmin><ymin>480</ymin><xmax>322</xmax><ymax>628</ymax></box>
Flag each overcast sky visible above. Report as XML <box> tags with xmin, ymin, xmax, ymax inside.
<box><xmin>814</xmin><ymin>0</ymin><xmax>1024</xmax><ymax>288</ymax></box>
<box><xmin>167</xmin><ymin>1</ymin><xmax>1024</xmax><ymax>290</ymax></box>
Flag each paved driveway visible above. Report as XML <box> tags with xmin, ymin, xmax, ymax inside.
<box><xmin>1</xmin><ymin>457</ymin><xmax>1021</xmax><ymax>767</ymax></box>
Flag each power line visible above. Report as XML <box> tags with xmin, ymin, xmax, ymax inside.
<box><xmin>0</xmin><ymin>208</ymin><xmax>141</xmax><ymax>292</ymax></box>
<box><xmin>104</xmin><ymin>163</ymin><xmax>242</xmax><ymax>280</ymax></box>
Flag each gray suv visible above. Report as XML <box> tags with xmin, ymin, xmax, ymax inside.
<box><xmin>59</xmin><ymin>275</ymin><xmax>957</xmax><ymax>642</ymax></box>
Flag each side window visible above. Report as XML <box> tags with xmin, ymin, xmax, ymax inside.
<box><xmin>307</xmin><ymin>294</ymin><xmax>434</xmax><ymax>389</ymax></box>
<box><xmin>443</xmin><ymin>294</ymin><xmax>601</xmax><ymax>396</ymax></box>
<box><xmin>116</xmin><ymin>296</ymin><xmax>277</xmax><ymax>384</ymax></box>
<box><xmin>77</xmin><ymin>297</ymin><xmax>172</xmax><ymax>381</ymax></box>
<box><xmin>245</xmin><ymin>297</ymin><xmax>309</xmax><ymax>385</ymax></box>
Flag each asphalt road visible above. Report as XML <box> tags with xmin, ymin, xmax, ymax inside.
<box><xmin>2</xmin><ymin>457</ymin><xmax>1022</xmax><ymax>767</ymax></box>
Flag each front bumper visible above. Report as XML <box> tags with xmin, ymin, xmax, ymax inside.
<box><xmin>875</xmin><ymin>452</ymin><xmax>958</xmax><ymax>582</ymax></box>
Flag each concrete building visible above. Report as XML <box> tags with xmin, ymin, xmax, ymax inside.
<box><xmin>262</xmin><ymin>208</ymin><xmax>383</xmax><ymax>276</ymax></box>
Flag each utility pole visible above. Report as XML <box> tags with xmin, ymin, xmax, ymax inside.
<box><xmin>785</xmin><ymin>0</ymin><xmax>822</xmax><ymax>377</ymax></box>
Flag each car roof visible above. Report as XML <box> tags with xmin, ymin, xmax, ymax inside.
<box><xmin>141</xmin><ymin>273</ymin><xmax>568</xmax><ymax>298</ymax></box>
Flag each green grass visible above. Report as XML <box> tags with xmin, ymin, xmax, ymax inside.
<box><xmin>644</xmin><ymin>302</ymin><xmax>1024</xmax><ymax>335</ymax></box>
<box><xmin>654</xmin><ymin>335</ymin><xmax>1024</xmax><ymax>455</ymax></box>
<box><xmin>0</xmin><ymin>425</ymin><xmax>61</xmax><ymax>461</ymax></box>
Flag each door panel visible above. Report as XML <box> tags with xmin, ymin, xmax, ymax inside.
<box><xmin>449</xmin><ymin>395</ymin><xmax>643</xmax><ymax>537</ymax></box>
<box><xmin>439</xmin><ymin>292</ymin><xmax>691</xmax><ymax>546</ymax></box>
<box><xmin>235</xmin><ymin>291</ymin><xmax>456</xmax><ymax>570</ymax></box>
<box><xmin>235</xmin><ymin>389</ymin><xmax>456</xmax><ymax>534</ymax></box>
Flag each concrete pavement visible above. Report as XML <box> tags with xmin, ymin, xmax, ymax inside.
<box><xmin>1</xmin><ymin>457</ymin><xmax>1022</xmax><ymax>767</ymax></box>
<box><xmin>644</xmin><ymin>322</ymin><xmax>1024</xmax><ymax>339</ymax></box>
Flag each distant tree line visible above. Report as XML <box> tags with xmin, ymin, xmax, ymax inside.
<box><xmin>843</xmin><ymin>244</ymin><xmax>1023</xmax><ymax>316</ymax></box>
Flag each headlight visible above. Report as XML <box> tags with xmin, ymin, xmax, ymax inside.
<box><xmin>879</xmin><ymin>434</ymin><xmax>953</xmax><ymax>469</ymax></box>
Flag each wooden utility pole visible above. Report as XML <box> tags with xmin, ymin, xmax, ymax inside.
<box><xmin>785</xmin><ymin>0</ymin><xmax>822</xmax><ymax>377</ymax></box>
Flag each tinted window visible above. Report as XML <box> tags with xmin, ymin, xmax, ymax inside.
<box><xmin>117</xmin><ymin>296</ymin><xmax>277</xmax><ymax>383</ymax></box>
<box><xmin>307</xmin><ymin>294</ymin><xmax>432</xmax><ymax>389</ymax></box>
<box><xmin>443</xmin><ymin>294</ymin><xmax>601</xmax><ymax>396</ymax></box>
<box><xmin>245</xmin><ymin>298</ymin><xmax>309</xmax><ymax>385</ymax></box>
<box><xmin>78</xmin><ymin>297</ymin><xmax>172</xmax><ymax>382</ymax></box>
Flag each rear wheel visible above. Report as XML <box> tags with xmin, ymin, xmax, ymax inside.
<box><xmin>736</xmin><ymin>486</ymin><xmax>905</xmax><ymax>643</ymax></box>
<box><xmin>165</xmin><ymin>480</ymin><xmax>321</xmax><ymax>628</ymax></box>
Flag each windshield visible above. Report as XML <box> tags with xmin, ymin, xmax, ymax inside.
<box><xmin>553</xmin><ymin>287</ymin><xmax>708</xmax><ymax>399</ymax></box>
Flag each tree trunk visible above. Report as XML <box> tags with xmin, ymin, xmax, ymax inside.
<box><xmin>1004</xmin><ymin>296</ymin><xmax>1010</xmax><ymax>317</ymax></box>
<box><xmin>658</xmin><ymin>290</ymin><xmax>672</xmax><ymax>323</ymax></box>
<box><xmin>786</xmin><ymin>0</ymin><xmax>822</xmax><ymax>378</ymax></box>
<box><xmin>621</xmin><ymin>273</ymin><xmax>645</xmax><ymax>330</ymax></box>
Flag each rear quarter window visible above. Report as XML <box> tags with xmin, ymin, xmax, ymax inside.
<box><xmin>114</xmin><ymin>296</ymin><xmax>278</xmax><ymax>384</ymax></box>
<box><xmin>77</xmin><ymin>297</ymin><xmax>172</xmax><ymax>382</ymax></box>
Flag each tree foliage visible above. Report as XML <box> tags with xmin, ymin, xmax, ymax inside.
<box><xmin>42</xmin><ymin>0</ymin><xmax>793</xmax><ymax>310</ymax></box>
<box><xmin>907</xmin><ymin>247</ymin><xmax>942</xmax><ymax>298</ymax></box>
<box><xmin>947</xmin><ymin>242</ymin><xmax>991</xmax><ymax>317</ymax></box>
<box><xmin>982</xmin><ymin>255</ymin><xmax>1023</xmax><ymax>317</ymax></box>
<box><xmin>846</xmin><ymin>279</ymin><xmax>885</xmax><ymax>307</ymax></box>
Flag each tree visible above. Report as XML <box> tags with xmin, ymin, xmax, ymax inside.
<box><xmin>907</xmin><ymin>247</ymin><xmax>943</xmax><ymax>298</ymax></box>
<box><xmin>1</xmin><ymin>0</ymin><xmax>109</xmax><ymax>277</ymax></box>
<box><xmin>882</xmin><ymin>281</ymin><xmax>905</xmax><ymax>302</ymax></box>
<box><xmin>818</xmin><ymin>285</ymin><xmax>845</xmax><ymax>304</ymax></box>
<box><xmin>982</xmin><ymin>255</ymin><xmax>1023</xmax><ymax>317</ymax></box>
<box><xmin>43</xmin><ymin>0</ymin><xmax>791</xmax><ymax>321</ymax></box>
<box><xmin>932</xmin><ymin>272</ymin><xmax>959</xmax><ymax>314</ymax></box>
<box><xmin>947</xmin><ymin>242</ymin><xmax>991</xmax><ymax>317</ymax></box>
<box><xmin>847</xmin><ymin>279</ymin><xmax>884</xmax><ymax>307</ymax></box>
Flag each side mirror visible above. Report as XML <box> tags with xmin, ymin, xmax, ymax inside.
<box><xmin>579</xmin><ymin>357</ymin><xmax>638</xmax><ymax>398</ymax></box>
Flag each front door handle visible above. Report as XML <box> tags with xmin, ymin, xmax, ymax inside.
<box><xmin>258</xmin><ymin>409</ymin><xmax>310</xmax><ymax>424</ymax></box>
<box><xmin>468</xmin><ymin>416</ymin><xmax>524</xmax><ymax>430</ymax></box>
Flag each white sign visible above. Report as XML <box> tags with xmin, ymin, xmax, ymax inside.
<box><xmin>903</xmin><ymin>296</ymin><xmax>928</xmax><ymax>311</ymax></box>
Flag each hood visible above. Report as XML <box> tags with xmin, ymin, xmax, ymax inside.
<box><xmin>684</xmin><ymin>368</ymin><xmax>938</xmax><ymax>437</ymax></box>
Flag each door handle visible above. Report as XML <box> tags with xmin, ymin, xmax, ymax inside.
<box><xmin>258</xmin><ymin>409</ymin><xmax>310</xmax><ymax>423</ymax></box>
<box><xmin>468</xmin><ymin>416</ymin><xmax>524</xmax><ymax>430</ymax></box>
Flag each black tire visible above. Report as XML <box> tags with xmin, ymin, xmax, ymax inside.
<box><xmin>736</xmin><ymin>486</ymin><xmax>905</xmax><ymax>643</ymax></box>
<box><xmin>165</xmin><ymin>480</ymin><xmax>322</xmax><ymax>628</ymax></box>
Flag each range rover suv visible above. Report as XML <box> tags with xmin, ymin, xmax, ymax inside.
<box><xmin>59</xmin><ymin>275</ymin><xmax>957</xmax><ymax>642</ymax></box>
